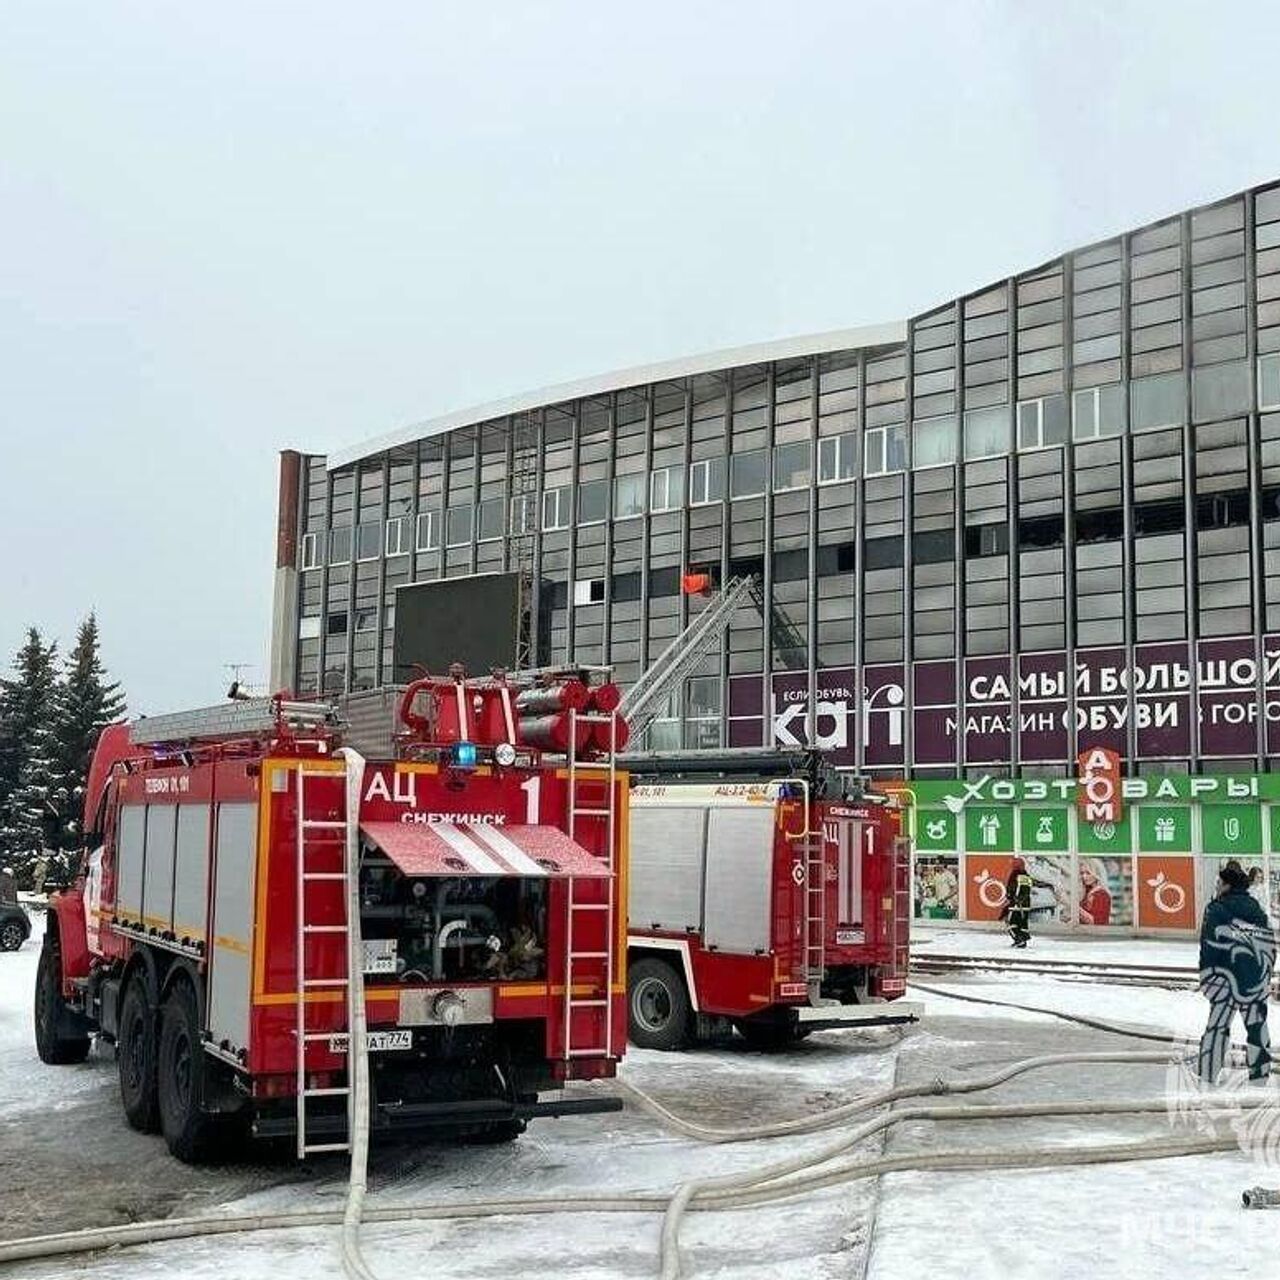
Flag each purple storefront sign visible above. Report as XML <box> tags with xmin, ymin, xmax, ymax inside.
<box><xmin>1133</xmin><ymin>642</ymin><xmax>1192</xmax><ymax>758</ymax></box>
<box><xmin>728</xmin><ymin>668</ymin><xmax>860</xmax><ymax>767</ymax></box>
<box><xmin>1266</xmin><ymin>634</ymin><xmax>1280</xmax><ymax>756</ymax></box>
<box><xmin>963</xmin><ymin>656</ymin><xmax>1012</xmax><ymax>762</ymax></box>
<box><xmin>862</xmin><ymin>664</ymin><xmax>906</xmax><ymax>766</ymax></box>
<box><xmin>913</xmin><ymin>660</ymin><xmax>957</xmax><ymax>765</ymax></box>
<box><xmin>1074</xmin><ymin>646</ymin><xmax>1128</xmax><ymax>759</ymax></box>
<box><xmin>1017</xmin><ymin>652</ymin><xmax>1069</xmax><ymax>761</ymax></box>
<box><xmin>1198</xmin><ymin>636</ymin><xmax>1259</xmax><ymax>758</ymax></box>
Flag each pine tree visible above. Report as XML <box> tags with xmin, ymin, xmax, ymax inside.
<box><xmin>0</xmin><ymin>628</ymin><xmax>60</xmax><ymax>883</ymax></box>
<box><xmin>51</xmin><ymin>613</ymin><xmax>126</xmax><ymax>853</ymax></box>
<box><xmin>0</xmin><ymin>720</ymin><xmax>59</xmax><ymax>885</ymax></box>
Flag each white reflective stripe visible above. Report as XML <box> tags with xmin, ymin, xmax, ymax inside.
<box><xmin>473</xmin><ymin>825</ymin><xmax>547</xmax><ymax>877</ymax></box>
<box><xmin>433</xmin><ymin>823</ymin><xmax>505</xmax><ymax>875</ymax></box>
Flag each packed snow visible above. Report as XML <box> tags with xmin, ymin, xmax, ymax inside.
<box><xmin>1</xmin><ymin>911</ymin><xmax>1277</xmax><ymax>1279</ymax></box>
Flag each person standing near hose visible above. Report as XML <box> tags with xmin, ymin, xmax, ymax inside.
<box><xmin>1197</xmin><ymin>861</ymin><xmax>1275</xmax><ymax>1084</ymax></box>
<box><xmin>1001</xmin><ymin>858</ymin><xmax>1037</xmax><ymax>948</ymax></box>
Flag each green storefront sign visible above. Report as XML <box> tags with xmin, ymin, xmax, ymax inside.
<box><xmin>1077</xmin><ymin>811</ymin><xmax>1133</xmax><ymax>855</ymax></box>
<box><xmin>906</xmin><ymin>773</ymin><xmax>1280</xmax><ymax>808</ymax></box>
<box><xmin>914</xmin><ymin>808</ymin><xmax>957</xmax><ymax>851</ymax></box>
<box><xmin>1019</xmin><ymin>807</ymin><xmax>1069</xmax><ymax>853</ymax></box>
<box><xmin>963</xmin><ymin>806</ymin><xmax>1014</xmax><ymax>853</ymax></box>
<box><xmin>1201</xmin><ymin>803</ymin><xmax>1263</xmax><ymax>856</ymax></box>
<box><xmin>1136</xmin><ymin>806</ymin><xmax>1192</xmax><ymax>854</ymax></box>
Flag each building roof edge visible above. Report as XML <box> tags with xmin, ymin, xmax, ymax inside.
<box><xmin>325</xmin><ymin>319</ymin><xmax>907</xmax><ymax>470</ymax></box>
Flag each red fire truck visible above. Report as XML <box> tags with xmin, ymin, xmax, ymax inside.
<box><xmin>622</xmin><ymin>749</ymin><xmax>919</xmax><ymax>1050</ymax></box>
<box><xmin>34</xmin><ymin>676</ymin><xmax>626</xmax><ymax>1161</ymax></box>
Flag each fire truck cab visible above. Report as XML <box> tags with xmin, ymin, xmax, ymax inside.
<box><xmin>34</xmin><ymin>676</ymin><xmax>627</xmax><ymax>1162</ymax></box>
<box><xmin>622</xmin><ymin>749</ymin><xmax>920</xmax><ymax>1051</ymax></box>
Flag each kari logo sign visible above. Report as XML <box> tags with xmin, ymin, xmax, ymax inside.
<box><xmin>1078</xmin><ymin>747</ymin><xmax>1122</xmax><ymax>824</ymax></box>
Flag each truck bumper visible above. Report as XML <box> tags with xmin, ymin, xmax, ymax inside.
<box><xmin>789</xmin><ymin>999</ymin><xmax>924</xmax><ymax>1030</ymax></box>
<box><xmin>253</xmin><ymin>1092</ymin><xmax>622</xmax><ymax>1141</ymax></box>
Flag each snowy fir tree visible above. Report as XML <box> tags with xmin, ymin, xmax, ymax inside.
<box><xmin>0</xmin><ymin>629</ymin><xmax>60</xmax><ymax>883</ymax></box>
<box><xmin>51</xmin><ymin>613</ymin><xmax>126</xmax><ymax>853</ymax></box>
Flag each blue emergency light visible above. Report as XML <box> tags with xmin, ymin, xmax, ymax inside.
<box><xmin>451</xmin><ymin>741</ymin><xmax>478</xmax><ymax>768</ymax></box>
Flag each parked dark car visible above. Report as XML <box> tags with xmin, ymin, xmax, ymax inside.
<box><xmin>0</xmin><ymin>902</ymin><xmax>32</xmax><ymax>951</ymax></box>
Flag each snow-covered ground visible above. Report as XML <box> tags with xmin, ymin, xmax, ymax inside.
<box><xmin>913</xmin><ymin>923</ymin><xmax>1200</xmax><ymax>970</ymax></box>
<box><xmin>2</xmin><ymin>912</ymin><xmax>1277</xmax><ymax>1280</ymax></box>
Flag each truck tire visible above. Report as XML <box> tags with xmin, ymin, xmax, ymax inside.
<box><xmin>628</xmin><ymin>958</ymin><xmax>690</xmax><ymax>1050</ymax></box>
<box><xmin>118</xmin><ymin>977</ymin><xmax>160</xmax><ymax>1132</ymax></box>
<box><xmin>34</xmin><ymin>930</ymin><xmax>91</xmax><ymax>1064</ymax></box>
<box><xmin>157</xmin><ymin>979</ymin><xmax>221</xmax><ymax>1163</ymax></box>
<box><xmin>0</xmin><ymin>918</ymin><xmax>26</xmax><ymax>951</ymax></box>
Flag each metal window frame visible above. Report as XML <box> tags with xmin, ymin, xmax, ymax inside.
<box><xmin>384</xmin><ymin>515</ymin><xmax>410</xmax><ymax>558</ymax></box>
<box><xmin>414</xmin><ymin>509</ymin><xmax>439</xmax><ymax>552</ymax></box>
<box><xmin>444</xmin><ymin>503</ymin><xmax>474</xmax><ymax>547</ymax></box>
<box><xmin>541</xmin><ymin>485</ymin><xmax>571</xmax><ymax>532</ymax></box>
<box><xmin>300</xmin><ymin>530</ymin><xmax>320</xmax><ymax>570</ymax></box>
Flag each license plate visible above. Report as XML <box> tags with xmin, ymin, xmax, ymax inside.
<box><xmin>880</xmin><ymin>978</ymin><xmax>906</xmax><ymax>995</ymax></box>
<box><xmin>327</xmin><ymin>1029</ymin><xmax>412</xmax><ymax>1053</ymax></box>
<box><xmin>835</xmin><ymin>929</ymin><xmax>864</xmax><ymax>945</ymax></box>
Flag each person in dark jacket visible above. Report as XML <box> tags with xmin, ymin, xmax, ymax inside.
<box><xmin>1197</xmin><ymin>861</ymin><xmax>1275</xmax><ymax>1083</ymax></box>
<box><xmin>999</xmin><ymin>857</ymin><xmax>1043</xmax><ymax>948</ymax></box>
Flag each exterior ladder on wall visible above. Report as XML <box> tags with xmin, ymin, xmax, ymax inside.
<box><xmin>618</xmin><ymin>574</ymin><xmax>758</xmax><ymax>741</ymax></box>
<box><xmin>509</xmin><ymin>410</ymin><xmax>541</xmax><ymax>669</ymax></box>
<box><xmin>562</xmin><ymin>708</ymin><xmax>618</xmax><ymax>1060</ymax></box>
<box><xmin>294</xmin><ymin>765</ymin><xmax>354</xmax><ymax>1158</ymax></box>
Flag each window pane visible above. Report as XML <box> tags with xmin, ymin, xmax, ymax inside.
<box><xmin>477</xmin><ymin>497</ymin><xmax>504</xmax><ymax>541</ymax></box>
<box><xmin>1191</xmin><ymin>360</ymin><xmax>1250</xmax><ymax>421</ymax></box>
<box><xmin>1260</xmin><ymin>353</ymin><xmax>1280</xmax><ymax>411</ymax></box>
<box><xmin>884</xmin><ymin>425</ymin><xmax>907</xmax><ymax>472</ymax></box>
<box><xmin>686</xmin><ymin>675</ymin><xmax>721</xmax><ymax>717</ymax></box>
<box><xmin>730</xmin><ymin>449</ymin><xmax>767</xmax><ymax>497</ymax></box>
<box><xmin>913</xmin><ymin>416</ymin><xmax>956</xmax><ymax>468</ymax></box>
<box><xmin>1097</xmin><ymin>383</ymin><xmax>1124</xmax><ymax>434</ymax></box>
<box><xmin>578</xmin><ymin>479</ymin><xmax>608</xmax><ymax>523</ymax></box>
<box><xmin>329</xmin><ymin>526</ymin><xmax>352</xmax><ymax>564</ymax></box>
<box><xmin>1131</xmin><ymin>371</ymin><xmax>1185</xmax><ymax>431</ymax></box>
<box><xmin>1041</xmin><ymin>394</ymin><xmax>1068</xmax><ymax>445</ymax></box>
<box><xmin>446</xmin><ymin>504</ymin><xmax>473</xmax><ymax>546</ymax></box>
<box><xmin>1017</xmin><ymin>401</ymin><xmax>1041</xmax><ymax>450</ymax></box>
<box><xmin>615</xmin><ymin>473</ymin><xmax>646</xmax><ymax>518</ymax></box>
<box><xmin>510</xmin><ymin>495</ymin><xmax>535</xmax><ymax>535</ymax></box>
<box><xmin>1072</xmin><ymin>388</ymin><xmax>1098</xmax><ymax>440</ymax></box>
<box><xmin>692</xmin><ymin>457</ymin><xmax>725</xmax><ymax>504</ymax></box>
<box><xmin>772</xmin><ymin>441</ymin><xmax>811</xmax><ymax>490</ymax></box>
<box><xmin>818</xmin><ymin>433</ymin><xmax>856</xmax><ymax>483</ymax></box>
<box><xmin>385</xmin><ymin>516</ymin><xmax>410</xmax><ymax>556</ymax></box>
<box><xmin>355</xmin><ymin>521</ymin><xmax>380</xmax><ymax>561</ymax></box>
<box><xmin>415</xmin><ymin>511</ymin><xmax>438</xmax><ymax>551</ymax></box>
<box><xmin>542</xmin><ymin>487</ymin><xmax>568</xmax><ymax>530</ymax></box>
<box><xmin>964</xmin><ymin>405</ymin><xmax>1011</xmax><ymax>460</ymax></box>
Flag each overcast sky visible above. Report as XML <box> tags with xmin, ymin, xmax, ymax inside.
<box><xmin>3</xmin><ymin>1</ymin><xmax>1280</xmax><ymax>712</ymax></box>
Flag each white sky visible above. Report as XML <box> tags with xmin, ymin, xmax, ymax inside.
<box><xmin>3</xmin><ymin>1</ymin><xmax>1280</xmax><ymax>711</ymax></box>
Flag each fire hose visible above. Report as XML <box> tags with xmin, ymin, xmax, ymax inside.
<box><xmin>3</xmin><ymin>1047</ymin><xmax>1272</xmax><ymax>1275</ymax></box>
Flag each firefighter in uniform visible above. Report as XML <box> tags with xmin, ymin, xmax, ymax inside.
<box><xmin>1000</xmin><ymin>857</ymin><xmax>1037</xmax><ymax>948</ymax></box>
<box><xmin>1197</xmin><ymin>861</ymin><xmax>1275</xmax><ymax>1083</ymax></box>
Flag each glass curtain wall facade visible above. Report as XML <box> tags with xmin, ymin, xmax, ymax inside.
<box><xmin>286</xmin><ymin>179</ymin><xmax>1280</xmax><ymax>781</ymax></box>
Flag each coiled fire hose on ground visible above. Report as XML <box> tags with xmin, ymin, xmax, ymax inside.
<box><xmin>3</xmin><ymin>1044</ymin><xmax>1272</xmax><ymax>1276</ymax></box>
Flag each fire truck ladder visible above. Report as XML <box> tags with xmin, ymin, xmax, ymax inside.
<box><xmin>801</xmin><ymin>830</ymin><xmax>827</xmax><ymax>994</ymax></box>
<box><xmin>562</xmin><ymin>707</ymin><xmax>618</xmax><ymax>1061</ymax></box>
<box><xmin>746</xmin><ymin>576</ymin><xmax>808</xmax><ymax>671</ymax></box>
<box><xmin>293</xmin><ymin>760</ymin><xmax>357</xmax><ymax>1158</ymax></box>
<box><xmin>617</xmin><ymin>573</ymin><xmax>757</xmax><ymax>741</ymax></box>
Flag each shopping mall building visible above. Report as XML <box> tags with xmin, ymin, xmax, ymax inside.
<box><xmin>270</xmin><ymin>178</ymin><xmax>1280</xmax><ymax>935</ymax></box>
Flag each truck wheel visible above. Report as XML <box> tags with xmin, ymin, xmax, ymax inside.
<box><xmin>118</xmin><ymin>978</ymin><xmax>160</xmax><ymax>1132</ymax></box>
<box><xmin>628</xmin><ymin>958</ymin><xmax>690</xmax><ymax>1050</ymax></box>
<box><xmin>33</xmin><ymin>930</ymin><xmax>91</xmax><ymax>1064</ymax></box>
<box><xmin>0</xmin><ymin>919</ymin><xmax>25</xmax><ymax>951</ymax></box>
<box><xmin>157</xmin><ymin>980</ymin><xmax>220</xmax><ymax>1163</ymax></box>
